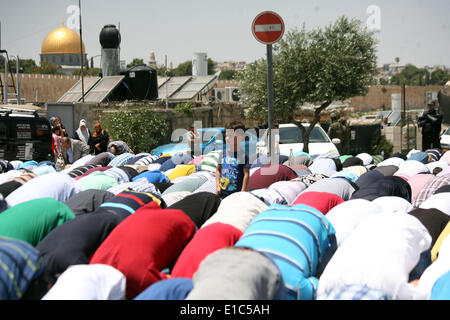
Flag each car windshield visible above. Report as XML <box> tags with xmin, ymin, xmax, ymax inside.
<box><xmin>279</xmin><ymin>126</ymin><xmax>330</xmax><ymax>144</ymax></box>
<box><xmin>445</xmin><ymin>128</ymin><xmax>450</xmax><ymax>135</ymax></box>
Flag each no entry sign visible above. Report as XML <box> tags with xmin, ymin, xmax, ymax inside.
<box><xmin>252</xmin><ymin>11</ymin><xmax>285</xmax><ymax>45</ymax></box>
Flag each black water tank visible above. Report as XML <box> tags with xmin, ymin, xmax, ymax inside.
<box><xmin>124</xmin><ymin>64</ymin><xmax>158</xmax><ymax>101</ymax></box>
<box><xmin>100</xmin><ymin>24</ymin><xmax>121</xmax><ymax>49</ymax></box>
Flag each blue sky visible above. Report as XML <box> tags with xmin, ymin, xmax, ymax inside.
<box><xmin>1</xmin><ymin>0</ymin><xmax>449</xmax><ymax>68</ymax></box>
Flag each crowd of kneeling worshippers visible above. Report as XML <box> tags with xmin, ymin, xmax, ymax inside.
<box><xmin>0</xmin><ymin>138</ymin><xmax>450</xmax><ymax>301</ymax></box>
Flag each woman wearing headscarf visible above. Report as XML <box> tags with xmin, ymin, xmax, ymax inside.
<box><xmin>73</xmin><ymin>119</ymin><xmax>92</xmax><ymax>146</ymax></box>
<box><xmin>90</xmin><ymin>123</ymin><xmax>110</xmax><ymax>155</ymax></box>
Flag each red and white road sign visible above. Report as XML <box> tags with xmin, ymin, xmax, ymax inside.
<box><xmin>252</xmin><ymin>11</ymin><xmax>285</xmax><ymax>45</ymax></box>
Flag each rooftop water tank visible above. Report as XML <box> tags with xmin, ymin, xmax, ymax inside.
<box><xmin>124</xmin><ymin>64</ymin><xmax>158</xmax><ymax>101</ymax></box>
<box><xmin>100</xmin><ymin>25</ymin><xmax>121</xmax><ymax>77</ymax></box>
<box><xmin>100</xmin><ymin>24</ymin><xmax>121</xmax><ymax>49</ymax></box>
<box><xmin>192</xmin><ymin>52</ymin><xmax>208</xmax><ymax>77</ymax></box>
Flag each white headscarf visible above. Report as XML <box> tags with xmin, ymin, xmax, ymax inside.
<box><xmin>77</xmin><ymin>119</ymin><xmax>90</xmax><ymax>145</ymax></box>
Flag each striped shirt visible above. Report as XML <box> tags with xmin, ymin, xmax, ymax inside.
<box><xmin>12</xmin><ymin>172</ymin><xmax>38</xmax><ymax>185</ymax></box>
<box><xmin>413</xmin><ymin>175</ymin><xmax>450</xmax><ymax>208</ymax></box>
<box><xmin>67</xmin><ymin>165</ymin><xmax>100</xmax><ymax>178</ymax></box>
<box><xmin>200</xmin><ymin>150</ymin><xmax>222</xmax><ymax>173</ymax></box>
<box><xmin>135</xmin><ymin>155</ymin><xmax>159</xmax><ymax>166</ymax></box>
<box><xmin>99</xmin><ymin>189</ymin><xmax>165</xmax><ymax>219</ymax></box>
<box><xmin>108</xmin><ymin>153</ymin><xmax>136</xmax><ymax>167</ymax></box>
<box><xmin>0</xmin><ymin>236</ymin><xmax>45</xmax><ymax>300</ymax></box>
<box><xmin>317</xmin><ymin>284</ymin><xmax>389</xmax><ymax>300</ymax></box>
<box><xmin>235</xmin><ymin>203</ymin><xmax>336</xmax><ymax>300</ymax></box>
<box><xmin>107</xmin><ymin>178</ymin><xmax>161</xmax><ymax>196</ymax></box>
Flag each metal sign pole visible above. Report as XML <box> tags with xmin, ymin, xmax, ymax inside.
<box><xmin>16</xmin><ymin>55</ymin><xmax>21</xmax><ymax>105</ymax></box>
<box><xmin>4</xmin><ymin>53</ymin><xmax>7</xmax><ymax>105</ymax></box>
<box><xmin>266</xmin><ymin>44</ymin><xmax>275</xmax><ymax>164</ymax></box>
<box><xmin>79</xmin><ymin>0</ymin><xmax>85</xmax><ymax>103</ymax></box>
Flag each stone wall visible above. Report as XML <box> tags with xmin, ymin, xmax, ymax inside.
<box><xmin>350</xmin><ymin>85</ymin><xmax>444</xmax><ymax>112</ymax></box>
<box><xmin>0</xmin><ymin>73</ymin><xmax>80</xmax><ymax>103</ymax></box>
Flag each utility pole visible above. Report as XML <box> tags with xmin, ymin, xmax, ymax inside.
<box><xmin>16</xmin><ymin>55</ymin><xmax>21</xmax><ymax>105</ymax></box>
<box><xmin>165</xmin><ymin>55</ymin><xmax>169</xmax><ymax>110</ymax></box>
<box><xmin>79</xmin><ymin>0</ymin><xmax>85</xmax><ymax>102</ymax></box>
<box><xmin>3</xmin><ymin>51</ymin><xmax>7</xmax><ymax>105</ymax></box>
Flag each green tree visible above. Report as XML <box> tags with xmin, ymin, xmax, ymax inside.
<box><xmin>72</xmin><ymin>68</ymin><xmax>101</xmax><ymax>76</ymax></box>
<box><xmin>390</xmin><ymin>65</ymin><xmax>429</xmax><ymax>86</ymax></box>
<box><xmin>218</xmin><ymin>69</ymin><xmax>237</xmax><ymax>80</ymax></box>
<box><xmin>0</xmin><ymin>58</ymin><xmax>38</xmax><ymax>74</ymax></box>
<box><xmin>379</xmin><ymin>78</ymin><xmax>389</xmax><ymax>85</ymax></box>
<box><xmin>100</xmin><ymin>108</ymin><xmax>169</xmax><ymax>154</ymax></box>
<box><xmin>157</xmin><ymin>66</ymin><xmax>174</xmax><ymax>77</ymax></box>
<box><xmin>172</xmin><ymin>60</ymin><xmax>192</xmax><ymax>76</ymax></box>
<box><xmin>236</xmin><ymin>16</ymin><xmax>378</xmax><ymax>153</ymax></box>
<box><xmin>171</xmin><ymin>58</ymin><xmax>217</xmax><ymax>77</ymax></box>
<box><xmin>127</xmin><ymin>58</ymin><xmax>145</xmax><ymax>69</ymax></box>
<box><xmin>429</xmin><ymin>69</ymin><xmax>450</xmax><ymax>86</ymax></box>
<box><xmin>32</xmin><ymin>61</ymin><xmax>64</xmax><ymax>75</ymax></box>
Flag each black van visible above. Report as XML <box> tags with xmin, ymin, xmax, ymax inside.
<box><xmin>0</xmin><ymin>109</ymin><xmax>53</xmax><ymax>162</ymax></box>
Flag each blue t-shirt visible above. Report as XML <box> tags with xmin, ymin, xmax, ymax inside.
<box><xmin>218</xmin><ymin>151</ymin><xmax>250</xmax><ymax>195</ymax></box>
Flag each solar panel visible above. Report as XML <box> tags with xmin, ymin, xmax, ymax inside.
<box><xmin>170</xmin><ymin>75</ymin><xmax>218</xmax><ymax>101</ymax></box>
<box><xmin>83</xmin><ymin>76</ymin><xmax>125</xmax><ymax>103</ymax></box>
<box><xmin>158</xmin><ymin>76</ymin><xmax>192</xmax><ymax>100</ymax></box>
<box><xmin>58</xmin><ymin>77</ymin><xmax>101</xmax><ymax>103</ymax></box>
<box><xmin>157</xmin><ymin>77</ymin><xmax>170</xmax><ymax>88</ymax></box>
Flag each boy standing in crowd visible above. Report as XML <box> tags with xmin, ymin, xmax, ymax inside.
<box><xmin>216</xmin><ymin>121</ymin><xmax>250</xmax><ymax>199</ymax></box>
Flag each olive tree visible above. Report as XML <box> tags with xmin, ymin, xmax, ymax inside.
<box><xmin>236</xmin><ymin>16</ymin><xmax>378</xmax><ymax>153</ymax></box>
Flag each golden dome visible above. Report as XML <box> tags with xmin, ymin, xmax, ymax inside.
<box><xmin>41</xmin><ymin>25</ymin><xmax>86</xmax><ymax>55</ymax></box>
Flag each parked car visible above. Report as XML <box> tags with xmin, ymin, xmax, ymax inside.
<box><xmin>0</xmin><ymin>108</ymin><xmax>53</xmax><ymax>162</ymax></box>
<box><xmin>440</xmin><ymin>127</ymin><xmax>450</xmax><ymax>153</ymax></box>
<box><xmin>256</xmin><ymin>123</ymin><xmax>341</xmax><ymax>157</ymax></box>
<box><xmin>151</xmin><ymin>127</ymin><xmax>259</xmax><ymax>157</ymax></box>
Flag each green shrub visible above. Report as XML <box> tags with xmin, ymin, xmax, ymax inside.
<box><xmin>174</xmin><ymin>102</ymin><xmax>194</xmax><ymax>118</ymax></box>
<box><xmin>370</xmin><ymin>134</ymin><xmax>393</xmax><ymax>158</ymax></box>
<box><xmin>101</xmin><ymin>108</ymin><xmax>169</xmax><ymax>154</ymax></box>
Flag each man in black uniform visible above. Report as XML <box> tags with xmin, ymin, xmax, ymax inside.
<box><xmin>418</xmin><ymin>101</ymin><xmax>443</xmax><ymax>151</ymax></box>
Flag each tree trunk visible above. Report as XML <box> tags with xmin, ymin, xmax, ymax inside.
<box><xmin>294</xmin><ymin>101</ymin><xmax>332</xmax><ymax>154</ymax></box>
